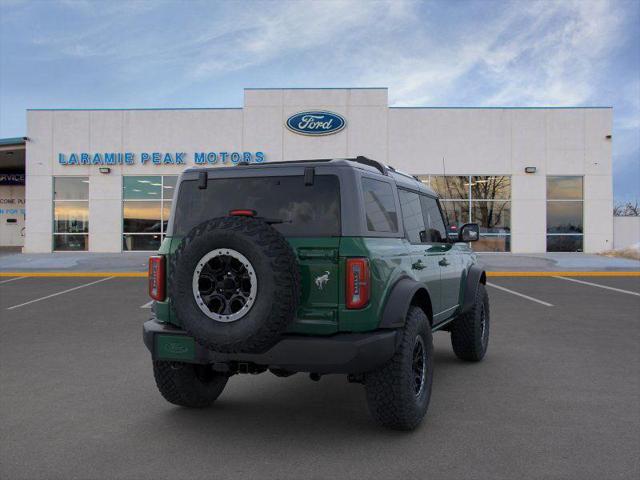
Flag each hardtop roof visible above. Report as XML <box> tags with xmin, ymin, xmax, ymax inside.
<box><xmin>185</xmin><ymin>157</ymin><xmax>437</xmax><ymax>196</ymax></box>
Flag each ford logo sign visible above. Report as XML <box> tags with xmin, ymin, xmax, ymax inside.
<box><xmin>286</xmin><ymin>111</ymin><xmax>346</xmax><ymax>136</ymax></box>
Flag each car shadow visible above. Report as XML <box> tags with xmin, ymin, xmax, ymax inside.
<box><xmin>145</xmin><ymin>345</ymin><xmax>473</xmax><ymax>442</ymax></box>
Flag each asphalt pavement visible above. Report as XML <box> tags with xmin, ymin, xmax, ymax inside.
<box><xmin>1</xmin><ymin>275</ymin><xmax>639</xmax><ymax>480</ymax></box>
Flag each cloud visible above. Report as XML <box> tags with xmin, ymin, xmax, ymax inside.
<box><xmin>187</xmin><ymin>1</ymin><xmax>410</xmax><ymax>80</ymax></box>
<box><xmin>356</xmin><ymin>0</ymin><xmax>624</xmax><ymax>107</ymax></box>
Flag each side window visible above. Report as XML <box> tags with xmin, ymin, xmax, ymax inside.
<box><xmin>420</xmin><ymin>196</ymin><xmax>447</xmax><ymax>243</ymax></box>
<box><xmin>398</xmin><ymin>189</ymin><xmax>426</xmax><ymax>243</ymax></box>
<box><xmin>362</xmin><ymin>178</ymin><xmax>398</xmax><ymax>233</ymax></box>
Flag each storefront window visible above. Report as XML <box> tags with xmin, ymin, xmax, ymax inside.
<box><xmin>546</xmin><ymin>176</ymin><xmax>583</xmax><ymax>251</ymax></box>
<box><xmin>122</xmin><ymin>175</ymin><xmax>177</xmax><ymax>251</ymax></box>
<box><xmin>426</xmin><ymin>176</ymin><xmax>469</xmax><ymax>199</ymax></box>
<box><xmin>417</xmin><ymin>175</ymin><xmax>511</xmax><ymax>251</ymax></box>
<box><xmin>53</xmin><ymin>177</ymin><xmax>88</xmax><ymax>251</ymax></box>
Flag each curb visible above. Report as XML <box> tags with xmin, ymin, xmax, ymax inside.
<box><xmin>0</xmin><ymin>271</ymin><xmax>639</xmax><ymax>278</ymax></box>
<box><xmin>486</xmin><ymin>271</ymin><xmax>640</xmax><ymax>277</ymax></box>
<box><xmin>0</xmin><ymin>272</ymin><xmax>147</xmax><ymax>277</ymax></box>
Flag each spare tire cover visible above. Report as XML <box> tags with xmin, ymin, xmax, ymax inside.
<box><xmin>169</xmin><ymin>216</ymin><xmax>300</xmax><ymax>353</ymax></box>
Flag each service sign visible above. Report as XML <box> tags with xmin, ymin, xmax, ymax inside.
<box><xmin>0</xmin><ymin>173</ymin><xmax>25</xmax><ymax>185</ymax></box>
<box><xmin>286</xmin><ymin>111</ymin><xmax>346</xmax><ymax>136</ymax></box>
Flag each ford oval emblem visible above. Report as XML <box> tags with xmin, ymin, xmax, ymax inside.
<box><xmin>286</xmin><ymin>111</ymin><xmax>346</xmax><ymax>136</ymax></box>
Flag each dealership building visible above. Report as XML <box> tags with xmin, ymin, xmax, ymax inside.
<box><xmin>0</xmin><ymin>88</ymin><xmax>615</xmax><ymax>253</ymax></box>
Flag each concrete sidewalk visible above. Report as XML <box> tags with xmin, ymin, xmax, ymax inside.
<box><xmin>476</xmin><ymin>252</ymin><xmax>640</xmax><ymax>272</ymax></box>
<box><xmin>0</xmin><ymin>251</ymin><xmax>149</xmax><ymax>272</ymax></box>
<box><xmin>1</xmin><ymin>250</ymin><xmax>639</xmax><ymax>273</ymax></box>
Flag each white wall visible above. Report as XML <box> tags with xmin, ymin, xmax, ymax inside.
<box><xmin>613</xmin><ymin>216</ymin><xmax>640</xmax><ymax>250</ymax></box>
<box><xmin>25</xmin><ymin>89</ymin><xmax>613</xmax><ymax>253</ymax></box>
<box><xmin>387</xmin><ymin>107</ymin><xmax>613</xmax><ymax>253</ymax></box>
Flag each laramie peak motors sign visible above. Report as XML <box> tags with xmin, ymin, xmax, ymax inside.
<box><xmin>57</xmin><ymin>151</ymin><xmax>266</xmax><ymax>166</ymax></box>
<box><xmin>286</xmin><ymin>111</ymin><xmax>346</xmax><ymax>136</ymax></box>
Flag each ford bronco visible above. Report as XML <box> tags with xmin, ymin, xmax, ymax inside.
<box><xmin>143</xmin><ymin>156</ymin><xmax>489</xmax><ymax>430</ymax></box>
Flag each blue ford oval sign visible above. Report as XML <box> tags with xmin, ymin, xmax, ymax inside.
<box><xmin>286</xmin><ymin>111</ymin><xmax>346</xmax><ymax>136</ymax></box>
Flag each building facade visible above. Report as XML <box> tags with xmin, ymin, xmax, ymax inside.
<box><xmin>17</xmin><ymin>88</ymin><xmax>613</xmax><ymax>253</ymax></box>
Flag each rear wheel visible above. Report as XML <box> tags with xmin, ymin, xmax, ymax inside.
<box><xmin>364</xmin><ymin>306</ymin><xmax>433</xmax><ymax>430</ymax></box>
<box><xmin>153</xmin><ymin>361</ymin><xmax>228</xmax><ymax>408</ymax></box>
<box><xmin>450</xmin><ymin>283</ymin><xmax>490</xmax><ymax>362</ymax></box>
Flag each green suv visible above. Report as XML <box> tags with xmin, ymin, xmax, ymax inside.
<box><xmin>143</xmin><ymin>157</ymin><xmax>489</xmax><ymax>430</ymax></box>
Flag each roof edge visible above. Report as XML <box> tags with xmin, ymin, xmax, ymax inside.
<box><xmin>390</xmin><ymin>106</ymin><xmax>612</xmax><ymax>110</ymax></box>
<box><xmin>0</xmin><ymin>137</ymin><xmax>26</xmax><ymax>146</ymax></box>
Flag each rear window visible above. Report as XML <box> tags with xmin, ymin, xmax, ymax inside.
<box><xmin>362</xmin><ymin>177</ymin><xmax>398</xmax><ymax>233</ymax></box>
<box><xmin>172</xmin><ymin>175</ymin><xmax>340</xmax><ymax>237</ymax></box>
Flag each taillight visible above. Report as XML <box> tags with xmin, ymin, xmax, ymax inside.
<box><xmin>148</xmin><ymin>255</ymin><xmax>165</xmax><ymax>301</ymax></box>
<box><xmin>229</xmin><ymin>209</ymin><xmax>256</xmax><ymax>217</ymax></box>
<box><xmin>346</xmin><ymin>258</ymin><xmax>370</xmax><ymax>309</ymax></box>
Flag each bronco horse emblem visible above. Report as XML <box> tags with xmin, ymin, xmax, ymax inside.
<box><xmin>314</xmin><ymin>271</ymin><xmax>330</xmax><ymax>290</ymax></box>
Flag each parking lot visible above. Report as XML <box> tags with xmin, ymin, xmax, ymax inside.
<box><xmin>1</xmin><ymin>274</ymin><xmax>639</xmax><ymax>480</ymax></box>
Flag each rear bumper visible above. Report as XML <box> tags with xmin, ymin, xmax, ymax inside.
<box><xmin>143</xmin><ymin>318</ymin><xmax>398</xmax><ymax>374</ymax></box>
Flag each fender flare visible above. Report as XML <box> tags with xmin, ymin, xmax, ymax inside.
<box><xmin>460</xmin><ymin>265</ymin><xmax>486</xmax><ymax>314</ymax></box>
<box><xmin>379</xmin><ymin>277</ymin><xmax>433</xmax><ymax>329</ymax></box>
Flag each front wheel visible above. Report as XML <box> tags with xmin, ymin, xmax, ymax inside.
<box><xmin>153</xmin><ymin>361</ymin><xmax>228</xmax><ymax>408</ymax></box>
<box><xmin>450</xmin><ymin>283</ymin><xmax>490</xmax><ymax>362</ymax></box>
<box><xmin>364</xmin><ymin>306</ymin><xmax>433</xmax><ymax>430</ymax></box>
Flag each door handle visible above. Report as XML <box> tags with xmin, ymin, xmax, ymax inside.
<box><xmin>438</xmin><ymin>258</ymin><xmax>450</xmax><ymax>267</ymax></box>
<box><xmin>412</xmin><ymin>260</ymin><xmax>426</xmax><ymax>270</ymax></box>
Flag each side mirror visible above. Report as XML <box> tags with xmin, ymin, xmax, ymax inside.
<box><xmin>458</xmin><ymin>223</ymin><xmax>480</xmax><ymax>242</ymax></box>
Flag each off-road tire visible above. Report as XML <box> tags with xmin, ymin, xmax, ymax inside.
<box><xmin>153</xmin><ymin>361</ymin><xmax>228</xmax><ymax>408</ymax></box>
<box><xmin>450</xmin><ymin>283</ymin><xmax>490</xmax><ymax>362</ymax></box>
<box><xmin>364</xmin><ymin>306</ymin><xmax>433</xmax><ymax>431</ymax></box>
<box><xmin>169</xmin><ymin>216</ymin><xmax>300</xmax><ymax>353</ymax></box>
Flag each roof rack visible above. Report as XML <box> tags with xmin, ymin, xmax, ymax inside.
<box><xmin>387</xmin><ymin>165</ymin><xmax>422</xmax><ymax>183</ymax></box>
<box><xmin>351</xmin><ymin>156</ymin><xmax>387</xmax><ymax>175</ymax></box>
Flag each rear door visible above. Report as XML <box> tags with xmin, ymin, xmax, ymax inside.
<box><xmin>398</xmin><ymin>189</ymin><xmax>442</xmax><ymax>316</ymax></box>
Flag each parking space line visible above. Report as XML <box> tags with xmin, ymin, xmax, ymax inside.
<box><xmin>6</xmin><ymin>277</ymin><xmax>115</xmax><ymax>310</ymax></box>
<box><xmin>553</xmin><ymin>276</ymin><xmax>640</xmax><ymax>297</ymax></box>
<box><xmin>486</xmin><ymin>282</ymin><xmax>554</xmax><ymax>307</ymax></box>
<box><xmin>0</xmin><ymin>276</ymin><xmax>26</xmax><ymax>285</ymax></box>
<box><xmin>140</xmin><ymin>300</ymin><xmax>153</xmax><ymax>308</ymax></box>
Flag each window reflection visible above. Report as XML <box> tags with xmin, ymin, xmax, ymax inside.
<box><xmin>123</xmin><ymin>176</ymin><xmax>162</xmax><ymax>200</ymax></box>
<box><xmin>123</xmin><ymin>234</ymin><xmax>162</xmax><ymax>251</ymax></box>
<box><xmin>54</xmin><ymin>177</ymin><xmax>89</xmax><ymax>200</ymax></box>
<box><xmin>546</xmin><ymin>176</ymin><xmax>583</xmax><ymax>252</ymax></box>
<box><xmin>471</xmin><ymin>176</ymin><xmax>511</xmax><ymax>200</ymax></box>
<box><xmin>123</xmin><ymin>201</ymin><xmax>161</xmax><ymax>233</ymax></box>
<box><xmin>474</xmin><ymin>235</ymin><xmax>511</xmax><ymax>252</ymax></box>
<box><xmin>440</xmin><ymin>201</ymin><xmax>470</xmax><ymax>228</ymax></box>
<box><xmin>54</xmin><ymin>202</ymin><xmax>89</xmax><ymax>233</ymax></box>
<box><xmin>53</xmin><ymin>176</ymin><xmax>89</xmax><ymax>251</ymax></box>
<box><xmin>547</xmin><ymin>201</ymin><xmax>583</xmax><ymax>233</ymax></box>
<box><xmin>472</xmin><ymin>201</ymin><xmax>511</xmax><ymax>233</ymax></box>
<box><xmin>547</xmin><ymin>235</ymin><xmax>583</xmax><ymax>252</ymax></box>
<box><xmin>422</xmin><ymin>176</ymin><xmax>469</xmax><ymax>199</ymax></box>
<box><xmin>122</xmin><ymin>175</ymin><xmax>177</xmax><ymax>250</ymax></box>
<box><xmin>54</xmin><ymin>235</ymin><xmax>87</xmax><ymax>251</ymax></box>
<box><xmin>547</xmin><ymin>176</ymin><xmax>583</xmax><ymax>200</ymax></box>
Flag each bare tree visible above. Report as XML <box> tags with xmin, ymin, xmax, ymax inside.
<box><xmin>613</xmin><ymin>201</ymin><xmax>639</xmax><ymax>216</ymax></box>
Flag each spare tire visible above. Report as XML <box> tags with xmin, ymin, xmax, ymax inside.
<box><xmin>168</xmin><ymin>216</ymin><xmax>300</xmax><ymax>353</ymax></box>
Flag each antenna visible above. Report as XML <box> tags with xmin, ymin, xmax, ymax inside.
<box><xmin>441</xmin><ymin>157</ymin><xmax>452</xmax><ymax>226</ymax></box>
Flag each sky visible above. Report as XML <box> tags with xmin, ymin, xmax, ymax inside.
<box><xmin>0</xmin><ymin>0</ymin><xmax>638</xmax><ymax>202</ymax></box>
